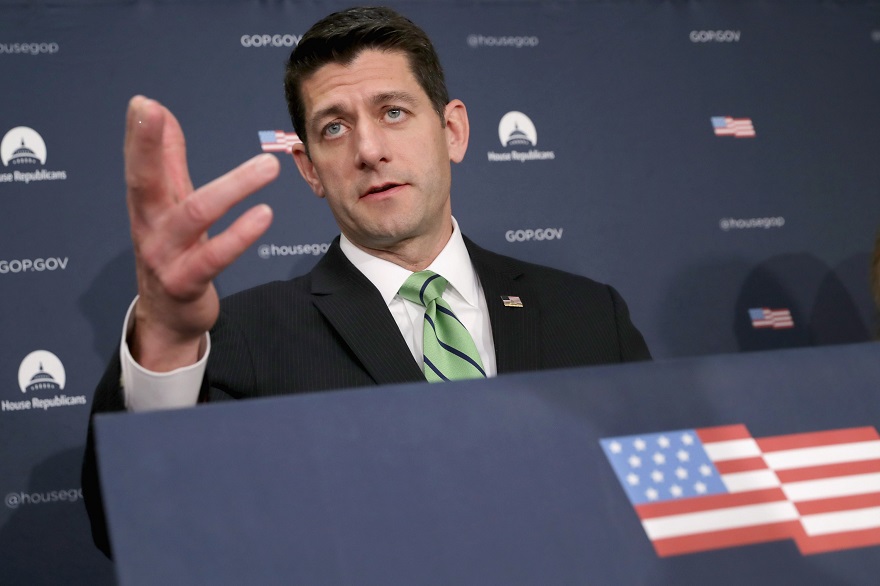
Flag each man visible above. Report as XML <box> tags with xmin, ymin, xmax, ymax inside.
<box><xmin>84</xmin><ymin>6</ymin><xmax>650</xmax><ymax>556</ymax></box>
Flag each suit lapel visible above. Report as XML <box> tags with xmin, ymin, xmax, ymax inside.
<box><xmin>465</xmin><ymin>238</ymin><xmax>543</xmax><ymax>374</ymax></box>
<box><xmin>310</xmin><ymin>241</ymin><xmax>425</xmax><ymax>385</ymax></box>
<box><xmin>307</xmin><ymin>236</ymin><xmax>543</xmax><ymax>382</ymax></box>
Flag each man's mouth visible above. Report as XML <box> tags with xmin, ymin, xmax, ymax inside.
<box><xmin>361</xmin><ymin>183</ymin><xmax>403</xmax><ymax>198</ymax></box>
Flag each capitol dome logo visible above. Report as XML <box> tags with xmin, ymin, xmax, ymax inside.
<box><xmin>0</xmin><ymin>127</ymin><xmax>67</xmax><ymax>184</ymax></box>
<box><xmin>18</xmin><ymin>350</ymin><xmax>65</xmax><ymax>394</ymax></box>
<box><xmin>1</xmin><ymin>127</ymin><xmax>47</xmax><ymax>167</ymax></box>
<box><xmin>487</xmin><ymin>111</ymin><xmax>555</xmax><ymax>163</ymax></box>
<box><xmin>498</xmin><ymin>111</ymin><xmax>537</xmax><ymax>147</ymax></box>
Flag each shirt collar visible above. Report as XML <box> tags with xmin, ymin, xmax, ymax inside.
<box><xmin>339</xmin><ymin>217</ymin><xmax>478</xmax><ymax>307</ymax></box>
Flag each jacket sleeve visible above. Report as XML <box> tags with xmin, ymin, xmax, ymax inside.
<box><xmin>608</xmin><ymin>285</ymin><xmax>652</xmax><ymax>362</ymax></box>
<box><xmin>81</xmin><ymin>352</ymin><xmax>125</xmax><ymax>559</ymax></box>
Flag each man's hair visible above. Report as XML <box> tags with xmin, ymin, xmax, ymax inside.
<box><xmin>283</xmin><ymin>6</ymin><xmax>450</xmax><ymax>148</ymax></box>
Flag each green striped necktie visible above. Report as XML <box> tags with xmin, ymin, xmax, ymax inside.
<box><xmin>398</xmin><ymin>270</ymin><xmax>487</xmax><ymax>382</ymax></box>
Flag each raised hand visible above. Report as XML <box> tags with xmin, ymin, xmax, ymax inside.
<box><xmin>124</xmin><ymin>96</ymin><xmax>280</xmax><ymax>371</ymax></box>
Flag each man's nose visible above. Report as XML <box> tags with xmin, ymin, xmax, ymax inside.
<box><xmin>354</xmin><ymin>120</ymin><xmax>388</xmax><ymax>169</ymax></box>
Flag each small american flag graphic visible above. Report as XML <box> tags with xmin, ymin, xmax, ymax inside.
<box><xmin>712</xmin><ymin>116</ymin><xmax>756</xmax><ymax>138</ymax></box>
<box><xmin>601</xmin><ymin>425</ymin><xmax>880</xmax><ymax>556</ymax></box>
<box><xmin>258</xmin><ymin>130</ymin><xmax>301</xmax><ymax>154</ymax></box>
<box><xmin>501</xmin><ymin>295</ymin><xmax>523</xmax><ymax>308</ymax></box>
<box><xmin>749</xmin><ymin>307</ymin><xmax>794</xmax><ymax>329</ymax></box>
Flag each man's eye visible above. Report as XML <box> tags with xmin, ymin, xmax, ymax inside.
<box><xmin>324</xmin><ymin>122</ymin><xmax>343</xmax><ymax>137</ymax></box>
<box><xmin>386</xmin><ymin>108</ymin><xmax>404</xmax><ymax>121</ymax></box>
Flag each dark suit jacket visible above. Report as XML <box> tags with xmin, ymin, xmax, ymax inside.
<box><xmin>83</xmin><ymin>236</ymin><xmax>650</xmax><ymax>555</ymax></box>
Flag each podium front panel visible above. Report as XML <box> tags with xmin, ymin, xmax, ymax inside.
<box><xmin>96</xmin><ymin>342</ymin><xmax>880</xmax><ymax>585</ymax></box>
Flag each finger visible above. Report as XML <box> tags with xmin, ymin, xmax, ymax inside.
<box><xmin>172</xmin><ymin>204</ymin><xmax>274</xmax><ymax>292</ymax></box>
<box><xmin>164</xmin><ymin>153</ymin><xmax>280</xmax><ymax>250</ymax></box>
<box><xmin>160</xmin><ymin>106</ymin><xmax>194</xmax><ymax>197</ymax></box>
<box><xmin>125</xmin><ymin>96</ymin><xmax>176</xmax><ymax>216</ymax></box>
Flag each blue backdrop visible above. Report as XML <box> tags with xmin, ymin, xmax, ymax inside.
<box><xmin>2</xmin><ymin>1</ymin><xmax>879</xmax><ymax>583</ymax></box>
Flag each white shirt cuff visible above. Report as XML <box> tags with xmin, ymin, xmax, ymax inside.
<box><xmin>119</xmin><ymin>297</ymin><xmax>209</xmax><ymax>412</ymax></box>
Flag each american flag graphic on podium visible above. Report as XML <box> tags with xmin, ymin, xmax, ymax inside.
<box><xmin>600</xmin><ymin>425</ymin><xmax>880</xmax><ymax>556</ymax></box>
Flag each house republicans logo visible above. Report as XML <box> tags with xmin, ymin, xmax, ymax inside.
<box><xmin>18</xmin><ymin>350</ymin><xmax>65</xmax><ymax>393</ymax></box>
<box><xmin>2</xmin><ymin>127</ymin><xmax>45</xmax><ymax>165</ymax></box>
<box><xmin>487</xmin><ymin>112</ymin><xmax>555</xmax><ymax>163</ymax></box>
<box><xmin>1</xmin><ymin>350</ymin><xmax>86</xmax><ymax>412</ymax></box>
<box><xmin>499</xmin><ymin>111</ymin><xmax>537</xmax><ymax>147</ymax></box>
<box><xmin>0</xmin><ymin>127</ymin><xmax>67</xmax><ymax>184</ymax></box>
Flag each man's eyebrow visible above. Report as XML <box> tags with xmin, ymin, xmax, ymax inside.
<box><xmin>309</xmin><ymin>104</ymin><xmax>346</xmax><ymax>131</ymax></box>
<box><xmin>371</xmin><ymin>90</ymin><xmax>419</xmax><ymax>107</ymax></box>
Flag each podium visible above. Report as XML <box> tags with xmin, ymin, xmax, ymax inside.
<box><xmin>95</xmin><ymin>342</ymin><xmax>880</xmax><ymax>585</ymax></box>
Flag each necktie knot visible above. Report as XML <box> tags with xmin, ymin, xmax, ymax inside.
<box><xmin>399</xmin><ymin>270</ymin><xmax>447</xmax><ymax>307</ymax></box>
<box><xmin>397</xmin><ymin>270</ymin><xmax>486</xmax><ymax>382</ymax></box>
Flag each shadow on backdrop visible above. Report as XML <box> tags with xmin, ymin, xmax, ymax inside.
<box><xmin>0</xmin><ymin>448</ymin><xmax>116</xmax><ymax>586</ymax></box>
<box><xmin>657</xmin><ymin>258</ymin><xmax>753</xmax><ymax>357</ymax></box>
<box><xmin>77</xmin><ymin>249</ymin><xmax>137</xmax><ymax>364</ymax></box>
<box><xmin>735</xmin><ymin>253</ymin><xmax>871</xmax><ymax>352</ymax></box>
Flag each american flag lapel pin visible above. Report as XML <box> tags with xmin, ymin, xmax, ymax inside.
<box><xmin>501</xmin><ymin>295</ymin><xmax>523</xmax><ymax>308</ymax></box>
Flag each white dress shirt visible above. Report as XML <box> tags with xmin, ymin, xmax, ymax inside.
<box><xmin>121</xmin><ymin>218</ymin><xmax>496</xmax><ymax>411</ymax></box>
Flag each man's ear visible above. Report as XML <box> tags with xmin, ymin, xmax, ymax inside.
<box><xmin>444</xmin><ymin>99</ymin><xmax>469</xmax><ymax>163</ymax></box>
<box><xmin>291</xmin><ymin>143</ymin><xmax>325</xmax><ymax>198</ymax></box>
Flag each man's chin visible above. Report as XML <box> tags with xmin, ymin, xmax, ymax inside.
<box><xmin>358</xmin><ymin>231</ymin><xmax>416</xmax><ymax>252</ymax></box>
<box><xmin>343</xmin><ymin>212</ymin><xmax>449</xmax><ymax>251</ymax></box>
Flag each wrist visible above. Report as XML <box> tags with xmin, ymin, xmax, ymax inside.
<box><xmin>128</xmin><ymin>305</ymin><xmax>206</xmax><ymax>372</ymax></box>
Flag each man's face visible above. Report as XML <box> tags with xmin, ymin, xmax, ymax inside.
<box><xmin>292</xmin><ymin>49</ymin><xmax>468</xmax><ymax>259</ymax></box>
